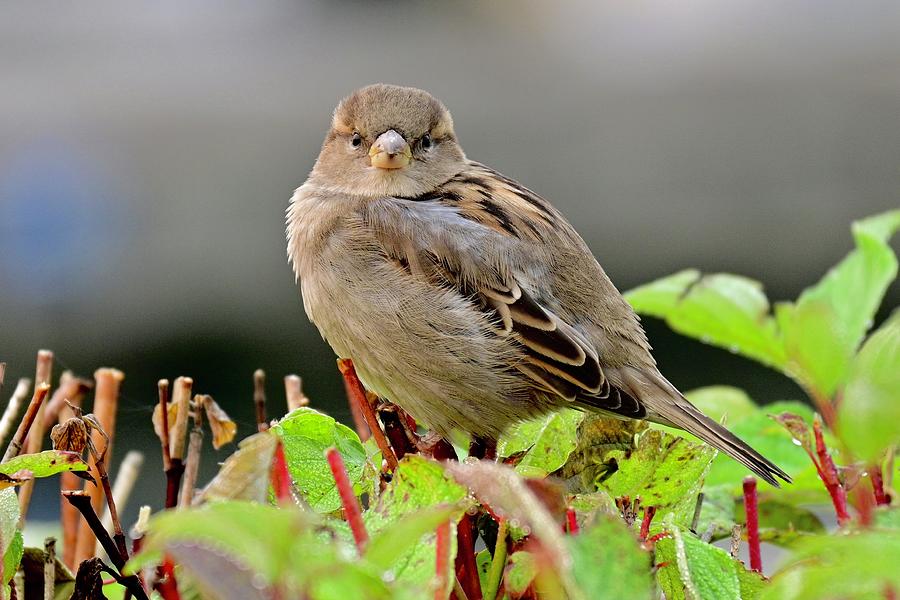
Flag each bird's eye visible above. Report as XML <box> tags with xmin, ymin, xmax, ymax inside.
<box><xmin>351</xmin><ymin>132</ymin><xmax>362</xmax><ymax>148</ymax></box>
<box><xmin>421</xmin><ymin>133</ymin><xmax>433</xmax><ymax>150</ymax></box>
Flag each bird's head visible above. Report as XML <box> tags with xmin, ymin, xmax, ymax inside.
<box><xmin>310</xmin><ymin>84</ymin><xmax>466</xmax><ymax>198</ymax></box>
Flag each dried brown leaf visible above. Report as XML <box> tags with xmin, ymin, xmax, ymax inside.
<box><xmin>203</xmin><ymin>396</ymin><xmax>237</xmax><ymax>449</ymax></box>
<box><xmin>51</xmin><ymin>417</ymin><xmax>89</xmax><ymax>455</ymax></box>
<box><xmin>152</xmin><ymin>401</ymin><xmax>179</xmax><ymax>441</ymax></box>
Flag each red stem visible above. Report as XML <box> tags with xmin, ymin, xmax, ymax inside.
<box><xmin>855</xmin><ymin>483</ymin><xmax>875</xmax><ymax>527</ymax></box>
<box><xmin>435</xmin><ymin>521</ymin><xmax>452</xmax><ymax>600</ymax></box>
<box><xmin>565</xmin><ymin>507</ymin><xmax>579</xmax><ymax>535</ymax></box>
<box><xmin>639</xmin><ymin>506</ymin><xmax>656</xmax><ymax>541</ymax></box>
<box><xmin>871</xmin><ymin>463</ymin><xmax>889</xmax><ymax>506</ymax></box>
<box><xmin>813</xmin><ymin>416</ymin><xmax>851</xmax><ymax>526</ymax></box>
<box><xmin>454</xmin><ymin>514</ymin><xmax>483</xmax><ymax>600</ymax></box>
<box><xmin>157</xmin><ymin>557</ymin><xmax>181</xmax><ymax>600</ymax></box>
<box><xmin>271</xmin><ymin>441</ymin><xmax>292</xmax><ymax>503</ymax></box>
<box><xmin>326</xmin><ymin>447</ymin><xmax>368</xmax><ymax>552</ymax></box>
<box><xmin>164</xmin><ymin>460</ymin><xmax>185</xmax><ymax>510</ymax></box>
<box><xmin>337</xmin><ymin>359</ymin><xmax>399</xmax><ymax>471</ymax></box>
<box><xmin>742</xmin><ymin>477</ymin><xmax>762</xmax><ymax>573</ymax></box>
<box><xmin>379</xmin><ymin>406</ymin><xmax>416</xmax><ymax>461</ymax></box>
<box><xmin>340</xmin><ymin>373</ymin><xmax>370</xmax><ymax>442</ymax></box>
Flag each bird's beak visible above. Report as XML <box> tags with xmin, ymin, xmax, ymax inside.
<box><xmin>369</xmin><ymin>129</ymin><xmax>411</xmax><ymax>169</ymax></box>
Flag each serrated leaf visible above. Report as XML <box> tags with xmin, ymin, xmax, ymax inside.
<box><xmin>498</xmin><ymin>409</ymin><xmax>584</xmax><ymax>476</ymax></box>
<box><xmin>737</xmin><ymin>568</ymin><xmax>767</xmax><ymax>600</ymax></box>
<box><xmin>838</xmin><ymin>312</ymin><xmax>900</xmax><ymax>460</ymax></box>
<box><xmin>199</xmin><ymin>431</ymin><xmax>277</xmax><ymax>503</ymax></box>
<box><xmin>600</xmin><ymin>430</ymin><xmax>716</xmax><ymax>524</ymax></box>
<box><xmin>625</xmin><ymin>271</ymin><xmax>786</xmax><ymax>369</ymax></box>
<box><xmin>567</xmin><ymin>515</ymin><xmax>653</xmax><ymax>599</ymax></box>
<box><xmin>761</xmin><ymin>530</ymin><xmax>900</xmax><ymax>600</ymax></box>
<box><xmin>0</xmin><ymin>450</ymin><xmax>88</xmax><ymax>478</ymax></box>
<box><xmin>365</xmin><ymin>456</ymin><xmax>467</xmax><ymax>595</ymax></box>
<box><xmin>272</xmin><ymin>408</ymin><xmax>370</xmax><ymax>513</ymax></box>
<box><xmin>656</xmin><ymin>526</ymin><xmax>749</xmax><ymax>600</ymax></box>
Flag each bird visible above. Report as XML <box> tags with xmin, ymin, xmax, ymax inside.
<box><xmin>287</xmin><ymin>84</ymin><xmax>791</xmax><ymax>486</ymax></box>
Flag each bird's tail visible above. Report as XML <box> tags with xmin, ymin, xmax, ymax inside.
<box><xmin>616</xmin><ymin>366</ymin><xmax>792</xmax><ymax>487</ymax></box>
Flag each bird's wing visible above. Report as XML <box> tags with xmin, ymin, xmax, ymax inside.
<box><xmin>359</xmin><ymin>180</ymin><xmax>646</xmax><ymax>420</ymax></box>
<box><xmin>361</xmin><ymin>165</ymin><xmax>790</xmax><ymax>485</ymax></box>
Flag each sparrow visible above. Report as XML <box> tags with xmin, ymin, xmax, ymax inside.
<box><xmin>287</xmin><ymin>84</ymin><xmax>790</xmax><ymax>486</ymax></box>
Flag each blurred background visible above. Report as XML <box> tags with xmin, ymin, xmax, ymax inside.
<box><xmin>2</xmin><ymin>1</ymin><xmax>899</xmax><ymax>523</ymax></box>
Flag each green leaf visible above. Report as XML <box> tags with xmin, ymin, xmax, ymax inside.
<box><xmin>625</xmin><ymin>271</ymin><xmax>786</xmax><ymax>369</ymax></box>
<box><xmin>568</xmin><ymin>515</ymin><xmax>653</xmax><ymax>599</ymax></box>
<box><xmin>2</xmin><ymin>530</ymin><xmax>22</xmax><ymax>585</ymax></box>
<box><xmin>272</xmin><ymin>408</ymin><xmax>371</xmax><ymax>513</ymax></box>
<box><xmin>101</xmin><ymin>582</ymin><xmax>128</xmax><ymax>600</ymax></box>
<box><xmin>129</xmin><ymin>501</ymin><xmax>317</xmax><ymax>583</ymax></box>
<box><xmin>761</xmin><ymin>530</ymin><xmax>900</xmax><ymax>600</ymax></box>
<box><xmin>838</xmin><ymin>312</ymin><xmax>900</xmax><ymax>460</ymax></box>
<box><xmin>307</xmin><ymin>566</ymin><xmax>394</xmax><ymax>600</ymax></box>
<box><xmin>738</xmin><ymin>499</ymin><xmax>825</xmax><ymax>548</ymax></box>
<box><xmin>130</xmin><ymin>500</ymin><xmax>398</xmax><ymax>599</ymax></box>
<box><xmin>365</xmin><ymin>504</ymin><xmax>460</xmax><ymax>572</ymax></box>
<box><xmin>737</xmin><ymin>568</ymin><xmax>767</xmax><ymax>600</ymax></box>
<box><xmin>568</xmin><ymin>490</ymin><xmax>618</xmax><ymax>532</ymax></box>
<box><xmin>475</xmin><ymin>548</ymin><xmax>493</xmax><ymax>593</ymax></box>
<box><xmin>0</xmin><ymin>450</ymin><xmax>88</xmax><ymax>478</ymax></box>
<box><xmin>555</xmin><ymin>415</ymin><xmax>644</xmax><ymax>493</ymax></box>
<box><xmin>0</xmin><ymin>489</ymin><xmax>19</xmax><ymax>589</ymax></box>
<box><xmin>599</xmin><ymin>430</ymin><xmax>716</xmax><ymax>524</ymax></box>
<box><xmin>505</xmin><ymin>551</ymin><xmax>537</xmax><ymax>596</ymax></box>
<box><xmin>655</xmin><ymin>525</ymin><xmax>761</xmax><ymax>600</ymax></box>
<box><xmin>779</xmin><ymin>209</ymin><xmax>900</xmax><ymax>397</ymax></box>
<box><xmin>777</xmin><ymin>300</ymin><xmax>854</xmax><ymax>399</ymax></box>
<box><xmin>365</xmin><ymin>456</ymin><xmax>467</xmax><ymax>595</ymax></box>
<box><xmin>497</xmin><ymin>408</ymin><xmax>584</xmax><ymax>476</ymax></box>
<box><xmin>694</xmin><ymin>483</ymin><xmax>823</xmax><ymax>547</ymax></box>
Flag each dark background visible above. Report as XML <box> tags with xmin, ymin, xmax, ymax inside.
<box><xmin>2</xmin><ymin>1</ymin><xmax>899</xmax><ymax>525</ymax></box>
